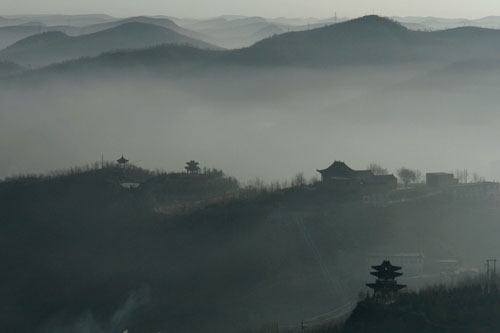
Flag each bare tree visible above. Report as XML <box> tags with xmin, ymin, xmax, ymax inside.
<box><xmin>246</xmin><ymin>178</ymin><xmax>266</xmax><ymax>191</ymax></box>
<box><xmin>472</xmin><ymin>173</ymin><xmax>485</xmax><ymax>183</ymax></box>
<box><xmin>309</xmin><ymin>175</ymin><xmax>320</xmax><ymax>185</ymax></box>
<box><xmin>269</xmin><ymin>181</ymin><xmax>282</xmax><ymax>192</ymax></box>
<box><xmin>397</xmin><ymin>167</ymin><xmax>417</xmax><ymax>187</ymax></box>
<box><xmin>455</xmin><ymin>169</ymin><xmax>470</xmax><ymax>183</ymax></box>
<box><xmin>291</xmin><ymin>172</ymin><xmax>306</xmax><ymax>187</ymax></box>
<box><xmin>414</xmin><ymin>170</ymin><xmax>422</xmax><ymax>183</ymax></box>
<box><xmin>368</xmin><ymin>163</ymin><xmax>389</xmax><ymax>175</ymax></box>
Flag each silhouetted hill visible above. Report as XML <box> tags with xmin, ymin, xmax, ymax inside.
<box><xmin>15</xmin><ymin>15</ymin><xmax>500</xmax><ymax>76</ymax></box>
<box><xmin>343</xmin><ymin>281</ymin><xmax>500</xmax><ymax>332</ymax></box>
<box><xmin>394</xmin><ymin>15</ymin><xmax>500</xmax><ymax>31</ymax></box>
<box><xmin>2</xmin><ymin>164</ymin><xmax>500</xmax><ymax>332</ymax></box>
<box><xmin>0</xmin><ymin>25</ymin><xmax>47</xmax><ymax>49</ymax></box>
<box><xmin>5</xmin><ymin>14</ymin><xmax>500</xmax><ymax>82</ymax></box>
<box><xmin>0</xmin><ymin>24</ymin><xmax>103</xmax><ymax>50</ymax></box>
<box><xmin>222</xmin><ymin>15</ymin><xmax>419</xmax><ymax>65</ymax></box>
<box><xmin>0</xmin><ymin>166</ymin><xmax>356</xmax><ymax>331</ymax></box>
<box><xmin>77</xmin><ymin>16</ymin><xmax>209</xmax><ymax>43</ymax></box>
<box><xmin>31</xmin><ymin>45</ymin><xmax>224</xmax><ymax>78</ymax></box>
<box><xmin>0</xmin><ymin>22</ymin><xmax>218</xmax><ymax>67</ymax></box>
<box><xmin>0</xmin><ymin>16</ymin><xmax>212</xmax><ymax>53</ymax></box>
<box><xmin>222</xmin><ymin>15</ymin><xmax>500</xmax><ymax>66</ymax></box>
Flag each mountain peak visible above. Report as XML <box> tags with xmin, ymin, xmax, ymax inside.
<box><xmin>334</xmin><ymin>15</ymin><xmax>408</xmax><ymax>31</ymax></box>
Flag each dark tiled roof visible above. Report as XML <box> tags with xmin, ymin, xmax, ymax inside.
<box><xmin>117</xmin><ymin>155</ymin><xmax>129</xmax><ymax>164</ymax></box>
<box><xmin>317</xmin><ymin>161</ymin><xmax>353</xmax><ymax>175</ymax></box>
<box><xmin>317</xmin><ymin>161</ymin><xmax>374</xmax><ymax>179</ymax></box>
<box><xmin>371</xmin><ymin>260</ymin><xmax>402</xmax><ymax>271</ymax></box>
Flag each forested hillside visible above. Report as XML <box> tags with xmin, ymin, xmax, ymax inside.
<box><xmin>1</xmin><ymin>165</ymin><xmax>499</xmax><ymax>332</ymax></box>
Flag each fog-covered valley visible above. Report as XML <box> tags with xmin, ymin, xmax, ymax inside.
<box><xmin>1</xmin><ymin>61</ymin><xmax>499</xmax><ymax>182</ymax></box>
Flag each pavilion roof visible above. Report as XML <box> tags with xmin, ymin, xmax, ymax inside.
<box><xmin>117</xmin><ymin>155</ymin><xmax>129</xmax><ymax>164</ymax></box>
<box><xmin>371</xmin><ymin>260</ymin><xmax>402</xmax><ymax>272</ymax></box>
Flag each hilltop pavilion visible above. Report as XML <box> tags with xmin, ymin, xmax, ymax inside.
<box><xmin>117</xmin><ymin>155</ymin><xmax>129</xmax><ymax>166</ymax></box>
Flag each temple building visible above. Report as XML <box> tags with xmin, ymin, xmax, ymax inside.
<box><xmin>366</xmin><ymin>260</ymin><xmax>406</xmax><ymax>303</ymax></box>
<box><xmin>426</xmin><ymin>172</ymin><xmax>458</xmax><ymax>187</ymax></box>
<box><xmin>317</xmin><ymin>161</ymin><xmax>397</xmax><ymax>193</ymax></box>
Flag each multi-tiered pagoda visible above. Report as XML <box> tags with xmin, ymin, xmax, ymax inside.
<box><xmin>366</xmin><ymin>260</ymin><xmax>406</xmax><ymax>302</ymax></box>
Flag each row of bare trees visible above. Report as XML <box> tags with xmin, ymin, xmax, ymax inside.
<box><xmin>369</xmin><ymin>162</ymin><xmax>486</xmax><ymax>188</ymax></box>
<box><xmin>244</xmin><ymin>172</ymin><xmax>319</xmax><ymax>193</ymax></box>
<box><xmin>368</xmin><ymin>163</ymin><xmax>421</xmax><ymax>187</ymax></box>
<box><xmin>455</xmin><ymin>169</ymin><xmax>485</xmax><ymax>184</ymax></box>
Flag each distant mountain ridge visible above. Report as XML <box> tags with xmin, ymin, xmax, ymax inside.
<box><xmin>0</xmin><ymin>14</ymin><xmax>116</xmax><ymax>27</ymax></box>
<box><xmin>393</xmin><ymin>15</ymin><xmax>500</xmax><ymax>31</ymax></box>
<box><xmin>74</xmin><ymin>16</ymin><xmax>208</xmax><ymax>41</ymax></box>
<box><xmin>0</xmin><ymin>16</ymin><xmax>211</xmax><ymax>53</ymax></box>
<box><xmin>8</xmin><ymin>15</ymin><xmax>500</xmax><ymax>74</ymax></box>
<box><xmin>181</xmin><ymin>16</ymin><xmax>288</xmax><ymax>48</ymax></box>
<box><xmin>0</xmin><ymin>22</ymin><xmax>219</xmax><ymax>67</ymax></box>
<box><xmin>220</xmin><ymin>16</ymin><xmax>500</xmax><ymax>66</ymax></box>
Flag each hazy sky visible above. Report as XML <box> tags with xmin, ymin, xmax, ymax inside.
<box><xmin>1</xmin><ymin>0</ymin><xmax>500</xmax><ymax>19</ymax></box>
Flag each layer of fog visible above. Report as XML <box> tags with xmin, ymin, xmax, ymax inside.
<box><xmin>1</xmin><ymin>64</ymin><xmax>499</xmax><ymax>183</ymax></box>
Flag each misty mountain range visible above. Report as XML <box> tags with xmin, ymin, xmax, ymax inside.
<box><xmin>2</xmin><ymin>13</ymin><xmax>500</xmax><ymax>67</ymax></box>
<box><xmin>0</xmin><ymin>16</ymin><xmax>215</xmax><ymax>54</ymax></box>
<box><xmin>0</xmin><ymin>21</ymin><xmax>218</xmax><ymax>67</ymax></box>
<box><xmin>4</xmin><ymin>15</ymin><xmax>500</xmax><ymax>75</ymax></box>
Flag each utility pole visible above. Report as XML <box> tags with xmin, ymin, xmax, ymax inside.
<box><xmin>486</xmin><ymin>259</ymin><xmax>497</xmax><ymax>293</ymax></box>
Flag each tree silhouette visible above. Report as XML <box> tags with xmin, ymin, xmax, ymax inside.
<box><xmin>368</xmin><ymin>163</ymin><xmax>389</xmax><ymax>175</ymax></box>
<box><xmin>397</xmin><ymin>167</ymin><xmax>417</xmax><ymax>187</ymax></box>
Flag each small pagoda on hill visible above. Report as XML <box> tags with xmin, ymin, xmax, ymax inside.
<box><xmin>366</xmin><ymin>260</ymin><xmax>406</xmax><ymax>303</ymax></box>
<box><xmin>185</xmin><ymin>160</ymin><xmax>201</xmax><ymax>174</ymax></box>
<box><xmin>116</xmin><ymin>155</ymin><xmax>129</xmax><ymax>166</ymax></box>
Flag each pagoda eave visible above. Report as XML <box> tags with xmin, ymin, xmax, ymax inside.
<box><xmin>366</xmin><ymin>283</ymin><xmax>406</xmax><ymax>291</ymax></box>
<box><xmin>370</xmin><ymin>271</ymin><xmax>403</xmax><ymax>279</ymax></box>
